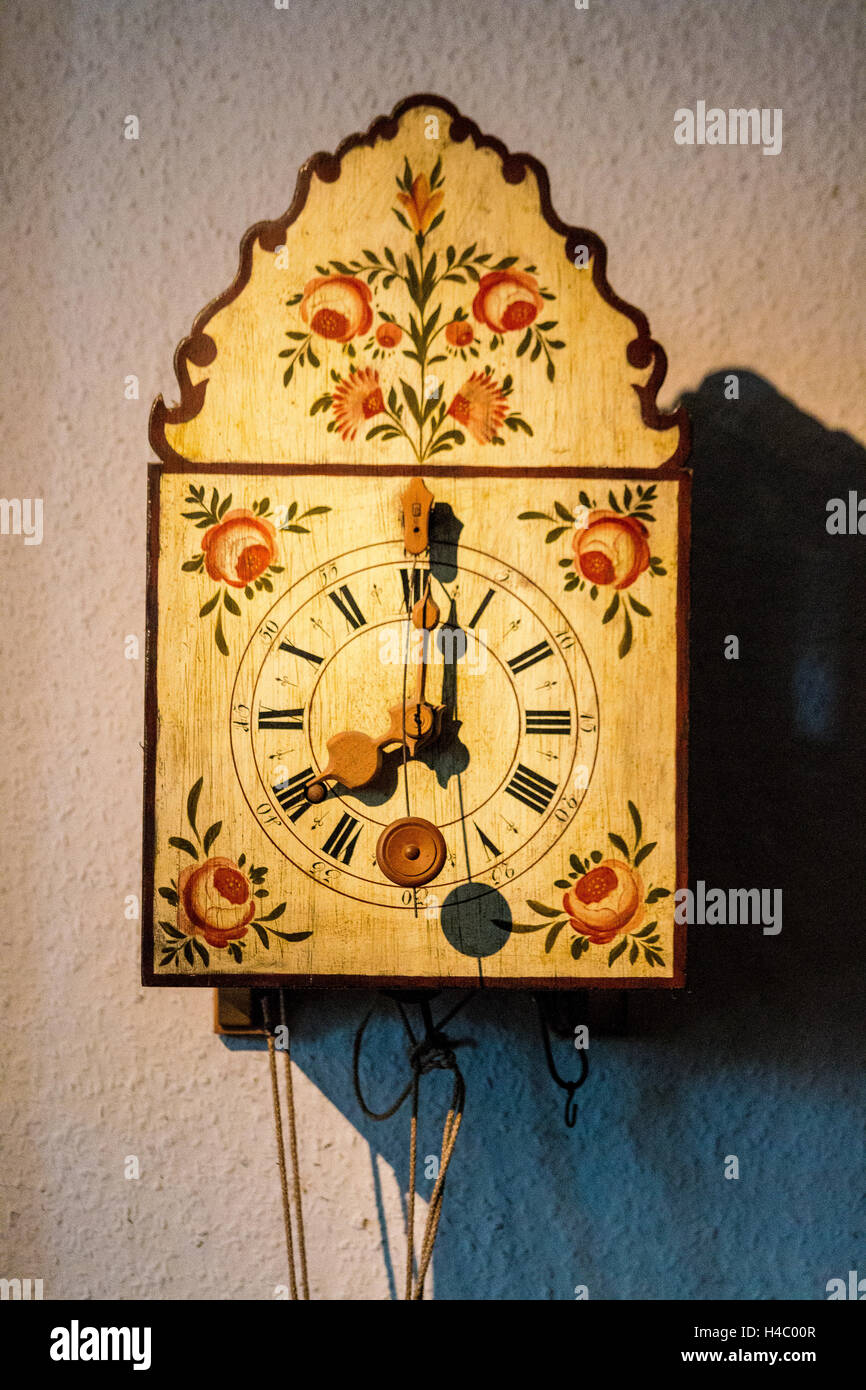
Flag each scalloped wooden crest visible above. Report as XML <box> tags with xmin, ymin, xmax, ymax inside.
<box><xmin>150</xmin><ymin>95</ymin><xmax>689</xmax><ymax>471</ymax></box>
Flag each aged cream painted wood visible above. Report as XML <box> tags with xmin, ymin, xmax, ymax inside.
<box><xmin>151</xmin><ymin>100</ymin><xmax>685</xmax><ymax>471</ymax></box>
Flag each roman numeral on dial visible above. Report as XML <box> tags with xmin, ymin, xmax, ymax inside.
<box><xmin>400</xmin><ymin>567</ymin><xmax>430</xmax><ymax>612</ymax></box>
<box><xmin>258</xmin><ymin>707</ymin><xmax>304</xmax><ymax>730</ymax></box>
<box><xmin>278</xmin><ymin>639</ymin><xmax>323</xmax><ymax>666</ymax></box>
<box><xmin>322</xmin><ymin>812</ymin><xmax>361</xmax><ymax>865</ymax></box>
<box><xmin>467</xmin><ymin>588</ymin><xmax>495</xmax><ymax>630</ymax></box>
<box><xmin>328</xmin><ymin>585</ymin><xmax>366</xmax><ymax>630</ymax></box>
<box><xmin>505</xmin><ymin>763</ymin><xmax>557</xmax><ymax>814</ymax></box>
<box><xmin>273</xmin><ymin>768</ymin><xmax>316</xmax><ymax>822</ymax></box>
<box><xmin>525</xmin><ymin>709</ymin><xmax>572</xmax><ymax>736</ymax></box>
<box><xmin>507</xmin><ymin>640</ymin><xmax>553</xmax><ymax>674</ymax></box>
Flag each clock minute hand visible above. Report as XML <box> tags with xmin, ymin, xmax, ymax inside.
<box><xmin>304</xmin><ymin>583</ymin><xmax>444</xmax><ymax>801</ymax></box>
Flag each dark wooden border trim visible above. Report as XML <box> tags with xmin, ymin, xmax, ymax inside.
<box><xmin>148</xmin><ymin>93</ymin><xmax>690</xmax><ymax>469</ymax></box>
<box><xmin>142</xmin><ymin>460</ymin><xmax>689</xmax><ymax>991</ymax></box>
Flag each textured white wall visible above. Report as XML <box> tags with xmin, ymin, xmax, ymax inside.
<box><xmin>1</xmin><ymin>0</ymin><xmax>863</xmax><ymax>1300</ymax></box>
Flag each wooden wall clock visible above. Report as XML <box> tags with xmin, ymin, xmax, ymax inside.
<box><xmin>143</xmin><ymin>94</ymin><xmax>690</xmax><ymax>993</ymax></box>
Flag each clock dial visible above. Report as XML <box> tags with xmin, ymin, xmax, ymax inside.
<box><xmin>230</xmin><ymin>537</ymin><xmax>598</xmax><ymax>910</ymax></box>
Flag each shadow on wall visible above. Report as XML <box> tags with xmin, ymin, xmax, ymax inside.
<box><xmin>224</xmin><ymin>372</ymin><xmax>866</xmax><ymax>1300</ymax></box>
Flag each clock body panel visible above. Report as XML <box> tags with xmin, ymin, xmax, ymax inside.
<box><xmin>144</xmin><ymin>466</ymin><xmax>687</xmax><ymax>987</ymax></box>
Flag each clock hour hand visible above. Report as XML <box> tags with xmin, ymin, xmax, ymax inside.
<box><xmin>304</xmin><ymin>583</ymin><xmax>445</xmax><ymax>801</ymax></box>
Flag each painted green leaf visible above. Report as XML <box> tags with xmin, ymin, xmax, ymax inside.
<box><xmin>268</xmin><ymin>929</ymin><xmax>314</xmax><ymax>943</ymax></box>
<box><xmin>183</xmin><ymin>941</ymin><xmax>194</xmax><ymax>966</ymax></box>
<box><xmin>518</xmin><ymin>511</ymin><xmax>553</xmax><ymax>520</ymax></box>
<box><xmin>218</xmin><ymin>495</ymin><xmax>232</xmax><ymax>519</ymax></box>
<box><xmin>545</xmin><ymin>526</ymin><xmax>570</xmax><ymax>543</ymax></box>
<box><xmin>258</xmin><ymin>902</ymin><xmax>287</xmax><ymax>922</ymax></box>
<box><xmin>633</xmin><ymin>922</ymin><xmax>658</xmax><ymax>938</ymax></box>
<box><xmin>590</xmin><ymin>850</ymin><xmax>602</xmax><ymax>863</ymax></box>
<box><xmin>618</xmin><ymin>607</ymin><xmax>633</xmax><ymax>658</ymax></box>
<box><xmin>545</xmin><ymin>921</ymin><xmax>567</xmax><ymax>953</ymax></box>
<box><xmin>624</xmin><ymin>485</ymin><xmax>632</xmax><ymax>509</ymax></box>
<box><xmin>187</xmin><ymin>778</ymin><xmax>203</xmax><ymax>838</ymax></box>
<box><xmin>569</xmin><ymin>854</ymin><xmax>585</xmax><ymax>874</ymax></box>
<box><xmin>608</xmin><ymin>938</ymin><xmax>628</xmax><ymax>966</ymax></box>
<box><xmin>160</xmin><ymin>922</ymin><xmax>185</xmax><ymax>940</ymax></box>
<box><xmin>629</xmin><ymin>596</ymin><xmax>652</xmax><ymax>617</ymax></box>
<box><xmin>628</xmin><ymin>800</ymin><xmax>642</xmax><ymax>847</ymax></box>
<box><xmin>252</xmin><ymin>923</ymin><xmax>270</xmax><ymax>948</ymax></box>
<box><xmin>182</xmin><ymin>558</ymin><xmax>203</xmax><ymax>571</ymax></box>
<box><xmin>203</xmin><ymin>821</ymin><xmax>222</xmax><ymax>854</ymax></box>
<box><xmin>169</xmin><ymin>836</ymin><xmax>199</xmax><ymax>860</ymax></box>
<box><xmin>607</xmin><ymin>491</ymin><xmax>622</xmax><ymax>513</ymax></box>
<box><xmin>158</xmin><ymin>887</ymin><xmax>179</xmax><ymax>906</ymax></box>
<box><xmin>400</xmin><ymin>378</ymin><xmax>423</xmax><ymax>427</ymax></box>
<box><xmin>554</xmin><ymin>879</ymin><xmax>571</xmax><ymax>890</ymax></box>
<box><xmin>527</xmin><ymin>900</ymin><xmax>560</xmax><ymax>918</ymax></box>
<box><xmin>214</xmin><ymin>611</ymin><xmax>229</xmax><ymax>657</ymax></box>
<box><xmin>199</xmin><ymin>592</ymin><xmax>219</xmax><ymax>617</ymax></box>
<box><xmin>579</xmin><ymin>491</ymin><xmax>592</xmax><ymax>509</ymax></box>
<box><xmin>193</xmin><ymin>939</ymin><xmax>209</xmax><ymax>968</ymax></box>
<box><xmin>516</xmin><ymin>328</ymin><xmax>532</xmax><ymax>357</ymax></box>
<box><xmin>608</xmin><ymin>833</ymin><xmax>630</xmax><ymax>858</ymax></box>
<box><xmin>224</xmin><ymin>593</ymin><xmax>241</xmax><ymax>616</ymax></box>
<box><xmin>629</xmin><ymin>942</ymin><xmax>639</xmax><ymax>965</ymax></box>
<box><xmin>633</xmin><ymin>841</ymin><xmax>657</xmax><ymax>867</ymax></box>
<box><xmin>554</xmin><ymin>502</ymin><xmax>574</xmax><ymax>522</ymax></box>
<box><xmin>645</xmin><ymin>887</ymin><xmax>671</xmax><ymax>903</ymax></box>
<box><xmin>602</xmin><ymin>593</ymin><xmax>619</xmax><ymax>624</ymax></box>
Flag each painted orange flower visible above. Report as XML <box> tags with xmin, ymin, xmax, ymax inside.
<box><xmin>300</xmin><ymin>275</ymin><xmax>373</xmax><ymax>342</ymax></box>
<box><xmin>396</xmin><ymin>174</ymin><xmax>444</xmax><ymax>236</ymax></box>
<box><xmin>332</xmin><ymin>368</ymin><xmax>385</xmax><ymax>441</ymax></box>
<box><xmin>376</xmin><ymin>322</ymin><xmax>402</xmax><ymax>348</ymax></box>
<box><xmin>202</xmin><ymin>509</ymin><xmax>277</xmax><ymax>588</ymax></box>
<box><xmin>178</xmin><ymin>857</ymin><xmax>255</xmax><ymax>949</ymax></box>
<box><xmin>573</xmin><ymin>511</ymin><xmax>651</xmax><ymax>589</ymax></box>
<box><xmin>562</xmin><ymin>860</ymin><xmax>643</xmax><ymax>945</ymax></box>
<box><xmin>447</xmin><ymin>372</ymin><xmax>507</xmax><ymax>445</ymax></box>
<box><xmin>473</xmin><ymin>269</ymin><xmax>544</xmax><ymax>333</ymax></box>
<box><xmin>445</xmin><ymin>320</ymin><xmax>474</xmax><ymax>347</ymax></box>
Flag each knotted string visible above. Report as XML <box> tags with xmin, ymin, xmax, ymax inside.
<box><xmin>353</xmin><ymin>993</ymin><xmax>474</xmax><ymax>1299</ymax></box>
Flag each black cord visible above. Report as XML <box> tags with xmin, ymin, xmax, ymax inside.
<box><xmin>535</xmin><ymin>996</ymin><xmax>590</xmax><ymax>1128</ymax></box>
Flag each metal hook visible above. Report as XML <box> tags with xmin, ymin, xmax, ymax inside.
<box><xmin>535</xmin><ymin>996</ymin><xmax>590</xmax><ymax>1129</ymax></box>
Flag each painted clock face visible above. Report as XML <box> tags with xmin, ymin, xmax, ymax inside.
<box><xmin>230</xmin><ymin>535</ymin><xmax>599</xmax><ymax>911</ymax></box>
